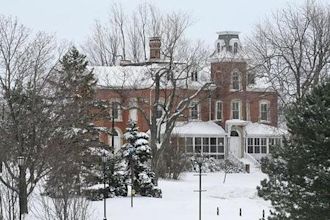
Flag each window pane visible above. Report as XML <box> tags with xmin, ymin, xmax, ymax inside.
<box><xmin>195</xmin><ymin>137</ymin><xmax>201</xmax><ymax>153</ymax></box>
<box><xmin>217</xmin><ymin>145</ymin><xmax>224</xmax><ymax>153</ymax></box>
<box><xmin>216</xmin><ymin>101</ymin><xmax>222</xmax><ymax>120</ymax></box>
<box><xmin>261</xmin><ymin>146</ymin><xmax>267</xmax><ymax>153</ymax></box>
<box><xmin>186</xmin><ymin>145</ymin><xmax>193</xmax><ymax>153</ymax></box>
<box><xmin>254</xmin><ymin>138</ymin><xmax>260</xmax><ymax>145</ymax></box>
<box><xmin>210</xmin><ymin>138</ymin><xmax>216</xmax><ymax>145</ymax></box>
<box><xmin>211</xmin><ymin>146</ymin><xmax>217</xmax><ymax>153</ymax></box>
<box><xmin>248</xmin><ymin>146</ymin><xmax>253</xmax><ymax>153</ymax></box>
<box><xmin>195</xmin><ymin>137</ymin><xmax>201</xmax><ymax>145</ymax></box>
<box><xmin>203</xmin><ymin>145</ymin><xmax>209</xmax><ymax>153</ymax></box>
<box><xmin>254</xmin><ymin>146</ymin><xmax>260</xmax><ymax>153</ymax></box>
<box><xmin>218</xmin><ymin>138</ymin><xmax>224</xmax><ymax>146</ymax></box>
<box><xmin>203</xmin><ymin>138</ymin><xmax>209</xmax><ymax>145</ymax></box>
<box><xmin>186</xmin><ymin>137</ymin><xmax>193</xmax><ymax>145</ymax></box>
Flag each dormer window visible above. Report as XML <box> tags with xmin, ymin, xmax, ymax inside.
<box><xmin>233</xmin><ymin>42</ymin><xmax>238</xmax><ymax>54</ymax></box>
<box><xmin>231</xmin><ymin>71</ymin><xmax>241</xmax><ymax>90</ymax></box>
<box><xmin>191</xmin><ymin>71</ymin><xmax>198</xmax><ymax>82</ymax></box>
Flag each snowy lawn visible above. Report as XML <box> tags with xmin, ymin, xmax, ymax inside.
<box><xmin>89</xmin><ymin>171</ymin><xmax>272</xmax><ymax>220</ymax></box>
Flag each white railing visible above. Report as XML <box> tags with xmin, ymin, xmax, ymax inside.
<box><xmin>243</xmin><ymin>152</ymin><xmax>261</xmax><ymax>168</ymax></box>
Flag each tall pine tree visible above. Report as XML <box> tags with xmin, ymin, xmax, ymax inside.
<box><xmin>258</xmin><ymin>79</ymin><xmax>330</xmax><ymax>220</ymax></box>
<box><xmin>45</xmin><ymin>47</ymin><xmax>109</xmax><ymax>198</ymax></box>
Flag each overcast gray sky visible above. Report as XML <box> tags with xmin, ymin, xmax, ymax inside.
<box><xmin>0</xmin><ymin>0</ymin><xmax>327</xmax><ymax>46</ymax></box>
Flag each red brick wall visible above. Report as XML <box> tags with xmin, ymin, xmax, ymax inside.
<box><xmin>95</xmin><ymin>60</ymin><xmax>278</xmax><ymax>144</ymax></box>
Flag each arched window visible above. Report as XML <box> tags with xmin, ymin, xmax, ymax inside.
<box><xmin>108</xmin><ymin>128</ymin><xmax>122</xmax><ymax>152</ymax></box>
<box><xmin>230</xmin><ymin>130</ymin><xmax>239</xmax><ymax>137</ymax></box>
<box><xmin>231</xmin><ymin>71</ymin><xmax>240</xmax><ymax>90</ymax></box>
<box><xmin>233</xmin><ymin>42</ymin><xmax>238</xmax><ymax>54</ymax></box>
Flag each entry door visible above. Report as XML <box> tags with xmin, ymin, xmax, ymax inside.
<box><xmin>230</xmin><ymin>130</ymin><xmax>241</xmax><ymax>158</ymax></box>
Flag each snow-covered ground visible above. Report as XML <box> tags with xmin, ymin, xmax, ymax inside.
<box><xmin>88</xmin><ymin>170</ymin><xmax>271</xmax><ymax>220</ymax></box>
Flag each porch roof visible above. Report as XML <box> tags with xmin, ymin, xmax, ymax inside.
<box><xmin>245</xmin><ymin>122</ymin><xmax>287</xmax><ymax>136</ymax></box>
<box><xmin>172</xmin><ymin>121</ymin><xmax>226</xmax><ymax>137</ymax></box>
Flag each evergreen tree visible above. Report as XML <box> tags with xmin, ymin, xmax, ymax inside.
<box><xmin>45</xmin><ymin>47</ymin><xmax>110</xmax><ymax>198</ymax></box>
<box><xmin>257</xmin><ymin>79</ymin><xmax>330</xmax><ymax>220</ymax></box>
<box><xmin>122</xmin><ymin>121</ymin><xmax>162</xmax><ymax>198</ymax></box>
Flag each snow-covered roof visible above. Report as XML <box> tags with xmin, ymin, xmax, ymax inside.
<box><xmin>91</xmin><ymin>65</ymin><xmax>153</xmax><ymax>89</ymax></box>
<box><xmin>245</xmin><ymin>122</ymin><xmax>286</xmax><ymax>137</ymax></box>
<box><xmin>172</xmin><ymin>121</ymin><xmax>226</xmax><ymax>137</ymax></box>
<box><xmin>90</xmin><ymin>64</ymin><xmax>211</xmax><ymax>90</ymax></box>
<box><xmin>247</xmin><ymin>76</ymin><xmax>274</xmax><ymax>92</ymax></box>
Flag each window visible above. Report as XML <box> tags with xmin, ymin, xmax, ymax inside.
<box><xmin>191</xmin><ymin>71</ymin><xmax>198</xmax><ymax>81</ymax></box>
<box><xmin>231</xmin><ymin>71</ymin><xmax>240</xmax><ymax>90</ymax></box>
<box><xmin>203</xmin><ymin>138</ymin><xmax>209</xmax><ymax>153</ymax></box>
<box><xmin>254</xmin><ymin>138</ymin><xmax>260</xmax><ymax>153</ymax></box>
<box><xmin>247</xmin><ymin>137</ymin><xmax>270</xmax><ymax>154</ymax></box>
<box><xmin>108</xmin><ymin>129</ymin><xmax>121</xmax><ymax>152</ymax></box>
<box><xmin>210</xmin><ymin>138</ymin><xmax>217</xmax><ymax>153</ymax></box>
<box><xmin>269</xmin><ymin>137</ymin><xmax>281</xmax><ymax>147</ymax></box>
<box><xmin>189</xmin><ymin>101</ymin><xmax>199</xmax><ymax>120</ymax></box>
<box><xmin>260</xmin><ymin>101</ymin><xmax>270</xmax><ymax>122</ymax></box>
<box><xmin>111</xmin><ymin>101</ymin><xmax>121</xmax><ymax>120</ymax></box>
<box><xmin>156</xmin><ymin>104</ymin><xmax>163</xmax><ymax>119</ymax></box>
<box><xmin>231</xmin><ymin>100</ymin><xmax>240</xmax><ymax>119</ymax></box>
<box><xmin>261</xmin><ymin>138</ymin><xmax>267</xmax><ymax>153</ymax></box>
<box><xmin>233</xmin><ymin>42</ymin><xmax>238</xmax><ymax>54</ymax></box>
<box><xmin>195</xmin><ymin>138</ymin><xmax>201</xmax><ymax>153</ymax></box>
<box><xmin>186</xmin><ymin>137</ymin><xmax>193</xmax><ymax>153</ymax></box>
<box><xmin>247</xmin><ymin>138</ymin><xmax>253</xmax><ymax>153</ymax></box>
<box><xmin>129</xmin><ymin>98</ymin><xmax>138</xmax><ymax>121</ymax></box>
<box><xmin>215</xmin><ymin>101</ymin><xmax>223</xmax><ymax>121</ymax></box>
<box><xmin>184</xmin><ymin>137</ymin><xmax>225</xmax><ymax>159</ymax></box>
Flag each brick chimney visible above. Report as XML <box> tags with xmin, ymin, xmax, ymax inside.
<box><xmin>149</xmin><ymin>37</ymin><xmax>161</xmax><ymax>60</ymax></box>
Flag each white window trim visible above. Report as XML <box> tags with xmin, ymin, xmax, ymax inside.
<box><xmin>110</xmin><ymin>98</ymin><xmax>122</xmax><ymax>122</ymax></box>
<box><xmin>108</xmin><ymin>127</ymin><xmax>122</xmax><ymax>152</ymax></box>
<box><xmin>189</xmin><ymin>101</ymin><xmax>200</xmax><ymax>120</ymax></box>
<box><xmin>259</xmin><ymin>100</ymin><xmax>271</xmax><ymax>123</ymax></box>
<box><xmin>191</xmin><ymin>71</ymin><xmax>198</xmax><ymax>82</ymax></box>
<box><xmin>231</xmin><ymin>100</ymin><xmax>241</xmax><ymax>120</ymax></box>
<box><xmin>215</xmin><ymin>100</ymin><xmax>223</xmax><ymax>121</ymax></box>
<box><xmin>230</xmin><ymin>70</ymin><xmax>241</xmax><ymax>91</ymax></box>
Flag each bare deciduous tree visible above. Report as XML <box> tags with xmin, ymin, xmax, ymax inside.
<box><xmin>247</xmin><ymin>1</ymin><xmax>330</xmax><ymax>105</ymax></box>
<box><xmin>0</xmin><ymin>15</ymin><xmax>60</xmax><ymax>216</ymax></box>
<box><xmin>83</xmin><ymin>2</ymin><xmax>164</xmax><ymax>65</ymax></box>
